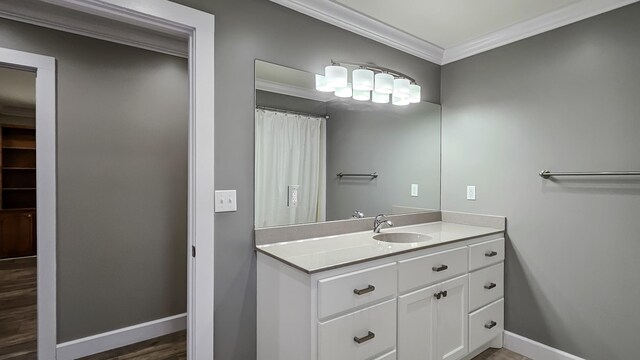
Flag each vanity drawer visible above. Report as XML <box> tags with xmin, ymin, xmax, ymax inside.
<box><xmin>469</xmin><ymin>263</ymin><xmax>504</xmax><ymax>311</ymax></box>
<box><xmin>469</xmin><ymin>299</ymin><xmax>504</xmax><ymax>351</ymax></box>
<box><xmin>469</xmin><ymin>238</ymin><xmax>504</xmax><ymax>271</ymax></box>
<box><xmin>318</xmin><ymin>299</ymin><xmax>396</xmax><ymax>360</ymax></box>
<box><xmin>398</xmin><ymin>246</ymin><xmax>467</xmax><ymax>293</ymax></box>
<box><xmin>318</xmin><ymin>263</ymin><xmax>397</xmax><ymax>319</ymax></box>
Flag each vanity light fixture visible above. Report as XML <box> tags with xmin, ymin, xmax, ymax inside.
<box><xmin>316</xmin><ymin>60</ymin><xmax>420</xmax><ymax>106</ymax></box>
<box><xmin>334</xmin><ymin>82</ymin><xmax>353</xmax><ymax>98</ymax></box>
<box><xmin>324</xmin><ymin>65</ymin><xmax>348</xmax><ymax>89</ymax></box>
<box><xmin>371</xmin><ymin>91</ymin><xmax>389</xmax><ymax>104</ymax></box>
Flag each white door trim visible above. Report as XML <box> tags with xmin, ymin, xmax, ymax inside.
<box><xmin>1</xmin><ymin>1</ymin><xmax>215</xmax><ymax>359</ymax></box>
<box><xmin>0</xmin><ymin>46</ymin><xmax>57</xmax><ymax>360</ymax></box>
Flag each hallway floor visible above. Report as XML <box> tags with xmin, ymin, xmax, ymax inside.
<box><xmin>0</xmin><ymin>257</ymin><xmax>37</xmax><ymax>360</ymax></box>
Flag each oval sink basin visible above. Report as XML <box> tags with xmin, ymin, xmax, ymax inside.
<box><xmin>373</xmin><ymin>232</ymin><xmax>433</xmax><ymax>243</ymax></box>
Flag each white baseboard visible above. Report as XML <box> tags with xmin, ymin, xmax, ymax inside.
<box><xmin>504</xmin><ymin>331</ymin><xmax>585</xmax><ymax>360</ymax></box>
<box><xmin>56</xmin><ymin>313</ymin><xmax>187</xmax><ymax>360</ymax></box>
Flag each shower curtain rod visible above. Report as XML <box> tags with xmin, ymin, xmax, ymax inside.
<box><xmin>256</xmin><ymin>105</ymin><xmax>329</xmax><ymax>119</ymax></box>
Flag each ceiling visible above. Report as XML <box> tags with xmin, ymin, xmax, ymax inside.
<box><xmin>0</xmin><ymin>66</ymin><xmax>35</xmax><ymax>111</ymax></box>
<box><xmin>270</xmin><ymin>0</ymin><xmax>638</xmax><ymax>64</ymax></box>
<box><xmin>334</xmin><ymin>0</ymin><xmax>579</xmax><ymax>48</ymax></box>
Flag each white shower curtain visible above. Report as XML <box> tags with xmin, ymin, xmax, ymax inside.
<box><xmin>255</xmin><ymin>109</ymin><xmax>326</xmax><ymax>227</ymax></box>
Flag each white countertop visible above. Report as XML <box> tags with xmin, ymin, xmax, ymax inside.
<box><xmin>256</xmin><ymin>221</ymin><xmax>503</xmax><ymax>273</ymax></box>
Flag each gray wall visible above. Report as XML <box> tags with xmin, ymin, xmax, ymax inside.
<box><xmin>326</xmin><ymin>101</ymin><xmax>441</xmax><ymax>220</ymax></box>
<box><xmin>0</xmin><ymin>19</ymin><xmax>188</xmax><ymax>342</ymax></box>
<box><xmin>441</xmin><ymin>4</ymin><xmax>640</xmax><ymax>359</ymax></box>
<box><xmin>169</xmin><ymin>0</ymin><xmax>441</xmax><ymax>358</ymax></box>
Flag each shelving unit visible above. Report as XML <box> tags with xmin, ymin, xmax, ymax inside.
<box><xmin>0</xmin><ymin>125</ymin><xmax>37</xmax><ymax>259</ymax></box>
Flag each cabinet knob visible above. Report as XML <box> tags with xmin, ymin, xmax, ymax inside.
<box><xmin>353</xmin><ymin>285</ymin><xmax>375</xmax><ymax>296</ymax></box>
<box><xmin>432</xmin><ymin>264</ymin><xmax>448</xmax><ymax>272</ymax></box>
<box><xmin>484</xmin><ymin>282</ymin><xmax>497</xmax><ymax>290</ymax></box>
<box><xmin>485</xmin><ymin>321</ymin><xmax>497</xmax><ymax>329</ymax></box>
<box><xmin>353</xmin><ymin>331</ymin><xmax>375</xmax><ymax>344</ymax></box>
<box><xmin>485</xmin><ymin>250</ymin><xmax>498</xmax><ymax>257</ymax></box>
<box><xmin>434</xmin><ymin>290</ymin><xmax>448</xmax><ymax>299</ymax></box>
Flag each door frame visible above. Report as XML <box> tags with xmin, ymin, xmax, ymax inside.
<box><xmin>0</xmin><ymin>1</ymin><xmax>216</xmax><ymax>359</ymax></box>
<box><xmin>0</xmin><ymin>47</ymin><xmax>57</xmax><ymax>360</ymax></box>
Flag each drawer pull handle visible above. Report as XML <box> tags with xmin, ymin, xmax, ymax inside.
<box><xmin>485</xmin><ymin>321</ymin><xmax>497</xmax><ymax>329</ymax></box>
<box><xmin>353</xmin><ymin>285</ymin><xmax>375</xmax><ymax>295</ymax></box>
<box><xmin>485</xmin><ymin>251</ymin><xmax>498</xmax><ymax>257</ymax></box>
<box><xmin>484</xmin><ymin>282</ymin><xmax>497</xmax><ymax>290</ymax></box>
<box><xmin>354</xmin><ymin>331</ymin><xmax>375</xmax><ymax>344</ymax></box>
<box><xmin>432</xmin><ymin>264</ymin><xmax>448</xmax><ymax>272</ymax></box>
<box><xmin>442</xmin><ymin>290</ymin><xmax>448</xmax><ymax>298</ymax></box>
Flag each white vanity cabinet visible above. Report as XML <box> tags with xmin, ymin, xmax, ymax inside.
<box><xmin>257</xmin><ymin>233</ymin><xmax>505</xmax><ymax>360</ymax></box>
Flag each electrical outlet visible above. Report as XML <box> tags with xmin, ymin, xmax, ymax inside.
<box><xmin>411</xmin><ymin>184</ymin><xmax>419</xmax><ymax>197</ymax></box>
<box><xmin>215</xmin><ymin>190</ymin><xmax>237</xmax><ymax>212</ymax></box>
<box><xmin>288</xmin><ymin>185</ymin><xmax>300</xmax><ymax>207</ymax></box>
<box><xmin>467</xmin><ymin>186</ymin><xmax>476</xmax><ymax>201</ymax></box>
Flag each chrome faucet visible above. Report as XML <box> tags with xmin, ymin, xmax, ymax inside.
<box><xmin>352</xmin><ymin>210</ymin><xmax>365</xmax><ymax>219</ymax></box>
<box><xmin>373</xmin><ymin>214</ymin><xmax>393</xmax><ymax>233</ymax></box>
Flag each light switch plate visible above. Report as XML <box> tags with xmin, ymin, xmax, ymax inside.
<box><xmin>411</xmin><ymin>184</ymin><xmax>419</xmax><ymax>197</ymax></box>
<box><xmin>215</xmin><ymin>190</ymin><xmax>237</xmax><ymax>212</ymax></box>
<box><xmin>467</xmin><ymin>186</ymin><xmax>476</xmax><ymax>201</ymax></box>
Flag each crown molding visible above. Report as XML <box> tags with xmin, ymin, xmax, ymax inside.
<box><xmin>256</xmin><ymin>78</ymin><xmax>332</xmax><ymax>102</ymax></box>
<box><xmin>269</xmin><ymin>0</ymin><xmax>444</xmax><ymax>64</ymax></box>
<box><xmin>270</xmin><ymin>0</ymin><xmax>639</xmax><ymax>66</ymax></box>
<box><xmin>0</xmin><ymin>0</ymin><xmax>188</xmax><ymax>58</ymax></box>
<box><xmin>442</xmin><ymin>0</ymin><xmax>640</xmax><ymax>64</ymax></box>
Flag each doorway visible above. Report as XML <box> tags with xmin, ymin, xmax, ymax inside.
<box><xmin>0</xmin><ymin>65</ymin><xmax>37</xmax><ymax>358</ymax></box>
<box><xmin>0</xmin><ymin>1</ymin><xmax>215</xmax><ymax>358</ymax></box>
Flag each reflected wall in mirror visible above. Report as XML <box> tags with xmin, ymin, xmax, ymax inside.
<box><xmin>254</xmin><ymin>60</ymin><xmax>441</xmax><ymax>228</ymax></box>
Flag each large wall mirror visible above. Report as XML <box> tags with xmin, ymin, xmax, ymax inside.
<box><xmin>254</xmin><ymin>60</ymin><xmax>441</xmax><ymax>228</ymax></box>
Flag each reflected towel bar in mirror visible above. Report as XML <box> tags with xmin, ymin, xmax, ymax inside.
<box><xmin>539</xmin><ymin>170</ymin><xmax>640</xmax><ymax>178</ymax></box>
<box><xmin>337</xmin><ymin>172</ymin><xmax>378</xmax><ymax>179</ymax></box>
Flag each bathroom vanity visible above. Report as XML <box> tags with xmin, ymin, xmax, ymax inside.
<box><xmin>256</xmin><ymin>215</ymin><xmax>505</xmax><ymax>360</ymax></box>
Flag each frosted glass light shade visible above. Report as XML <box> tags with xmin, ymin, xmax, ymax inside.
<box><xmin>372</xmin><ymin>91</ymin><xmax>389</xmax><ymax>104</ymax></box>
<box><xmin>325</xmin><ymin>65</ymin><xmax>348</xmax><ymax>89</ymax></box>
<box><xmin>334</xmin><ymin>83</ymin><xmax>352</xmax><ymax>98</ymax></box>
<box><xmin>315</xmin><ymin>74</ymin><xmax>335</xmax><ymax>92</ymax></box>
<box><xmin>352</xmin><ymin>69</ymin><xmax>374</xmax><ymax>91</ymax></box>
<box><xmin>374</xmin><ymin>73</ymin><xmax>394</xmax><ymax>94</ymax></box>
<box><xmin>393</xmin><ymin>78</ymin><xmax>411</xmax><ymax>99</ymax></box>
<box><xmin>392</xmin><ymin>95</ymin><xmax>410</xmax><ymax>106</ymax></box>
<box><xmin>409</xmin><ymin>84</ymin><xmax>421</xmax><ymax>103</ymax></box>
<box><xmin>352</xmin><ymin>89</ymin><xmax>370</xmax><ymax>101</ymax></box>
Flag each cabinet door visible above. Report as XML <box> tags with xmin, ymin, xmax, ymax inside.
<box><xmin>0</xmin><ymin>211</ymin><xmax>35</xmax><ymax>258</ymax></box>
<box><xmin>435</xmin><ymin>275</ymin><xmax>468</xmax><ymax>360</ymax></box>
<box><xmin>398</xmin><ymin>283</ymin><xmax>438</xmax><ymax>360</ymax></box>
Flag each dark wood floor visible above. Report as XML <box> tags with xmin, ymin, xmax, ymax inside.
<box><xmin>0</xmin><ymin>257</ymin><xmax>37</xmax><ymax>360</ymax></box>
<box><xmin>0</xmin><ymin>258</ymin><xmax>525</xmax><ymax>360</ymax></box>
<box><xmin>475</xmin><ymin>347</ymin><xmax>532</xmax><ymax>360</ymax></box>
<box><xmin>80</xmin><ymin>331</ymin><xmax>186</xmax><ymax>360</ymax></box>
<box><xmin>80</xmin><ymin>331</ymin><xmax>527</xmax><ymax>360</ymax></box>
